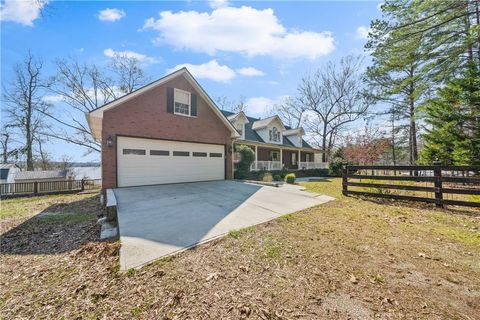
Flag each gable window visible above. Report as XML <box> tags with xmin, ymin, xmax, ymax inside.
<box><xmin>269</xmin><ymin>126</ymin><xmax>281</xmax><ymax>142</ymax></box>
<box><xmin>234</xmin><ymin>122</ymin><xmax>244</xmax><ymax>137</ymax></box>
<box><xmin>174</xmin><ymin>88</ymin><xmax>191</xmax><ymax>116</ymax></box>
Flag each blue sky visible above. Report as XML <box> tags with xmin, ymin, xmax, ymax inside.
<box><xmin>1</xmin><ymin>0</ymin><xmax>382</xmax><ymax>162</ymax></box>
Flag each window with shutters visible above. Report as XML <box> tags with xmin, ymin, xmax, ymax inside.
<box><xmin>174</xmin><ymin>88</ymin><xmax>191</xmax><ymax>116</ymax></box>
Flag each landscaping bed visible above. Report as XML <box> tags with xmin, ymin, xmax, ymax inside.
<box><xmin>1</xmin><ymin>180</ymin><xmax>479</xmax><ymax>319</ymax></box>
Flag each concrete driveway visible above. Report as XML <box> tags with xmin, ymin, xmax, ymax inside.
<box><xmin>114</xmin><ymin>180</ymin><xmax>334</xmax><ymax>270</ymax></box>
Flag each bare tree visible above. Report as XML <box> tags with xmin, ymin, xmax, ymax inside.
<box><xmin>298</xmin><ymin>55</ymin><xmax>369</xmax><ymax>161</ymax></box>
<box><xmin>34</xmin><ymin>136</ymin><xmax>51</xmax><ymax>170</ymax></box>
<box><xmin>215</xmin><ymin>95</ymin><xmax>248</xmax><ymax>113</ymax></box>
<box><xmin>272</xmin><ymin>96</ymin><xmax>305</xmax><ymax>128</ymax></box>
<box><xmin>110</xmin><ymin>52</ymin><xmax>150</xmax><ymax>93</ymax></box>
<box><xmin>43</xmin><ymin>55</ymin><xmax>149</xmax><ymax>153</ymax></box>
<box><xmin>0</xmin><ymin>124</ymin><xmax>12</xmax><ymax>163</ymax></box>
<box><xmin>2</xmin><ymin>52</ymin><xmax>50</xmax><ymax>170</ymax></box>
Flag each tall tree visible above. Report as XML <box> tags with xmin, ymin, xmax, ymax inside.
<box><xmin>366</xmin><ymin>1</ymin><xmax>432</xmax><ymax>164</ymax></box>
<box><xmin>297</xmin><ymin>55</ymin><xmax>369</xmax><ymax>161</ymax></box>
<box><xmin>43</xmin><ymin>54</ymin><xmax>149</xmax><ymax>153</ymax></box>
<box><xmin>2</xmin><ymin>52</ymin><xmax>50</xmax><ymax>170</ymax></box>
<box><xmin>420</xmin><ymin>62</ymin><xmax>480</xmax><ymax>165</ymax></box>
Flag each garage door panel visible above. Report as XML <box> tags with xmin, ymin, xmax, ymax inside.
<box><xmin>117</xmin><ymin>137</ymin><xmax>224</xmax><ymax>187</ymax></box>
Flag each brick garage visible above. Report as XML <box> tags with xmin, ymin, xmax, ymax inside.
<box><xmin>87</xmin><ymin>68</ymin><xmax>238</xmax><ymax>189</ymax></box>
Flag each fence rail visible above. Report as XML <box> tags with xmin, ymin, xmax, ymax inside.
<box><xmin>342</xmin><ymin>165</ymin><xmax>480</xmax><ymax>208</ymax></box>
<box><xmin>0</xmin><ymin>179</ymin><xmax>102</xmax><ymax>198</ymax></box>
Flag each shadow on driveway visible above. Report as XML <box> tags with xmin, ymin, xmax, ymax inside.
<box><xmin>114</xmin><ymin>180</ymin><xmax>334</xmax><ymax>270</ymax></box>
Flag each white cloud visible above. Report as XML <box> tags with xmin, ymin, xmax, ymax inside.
<box><xmin>167</xmin><ymin>60</ymin><xmax>236</xmax><ymax>82</ymax></box>
<box><xmin>143</xmin><ymin>6</ymin><xmax>335</xmax><ymax>59</ymax></box>
<box><xmin>103</xmin><ymin>48</ymin><xmax>158</xmax><ymax>64</ymax></box>
<box><xmin>42</xmin><ymin>94</ymin><xmax>64</xmax><ymax>104</ymax></box>
<box><xmin>246</xmin><ymin>95</ymin><xmax>288</xmax><ymax>116</ymax></box>
<box><xmin>97</xmin><ymin>8</ymin><xmax>126</xmax><ymax>22</ymax></box>
<box><xmin>236</xmin><ymin>67</ymin><xmax>264</xmax><ymax>77</ymax></box>
<box><xmin>0</xmin><ymin>0</ymin><xmax>47</xmax><ymax>26</ymax></box>
<box><xmin>356</xmin><ymin>25</ymin><xmax>370</xmax><ymax>40</ymax></box>
<box><xmin>167</xmin><ymin>60</ymin><xmax>265</xmax><ymax>82</ymax></box>
<box><xmin>209</xmin><ymin>0</ymin><xmax>229</xmax><ymax>9</ymax></box>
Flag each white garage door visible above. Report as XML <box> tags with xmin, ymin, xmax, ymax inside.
<box><xmin>117</xmin><ymin>136</ymin><xmax>225</xmax><ymax>187</ymax></box>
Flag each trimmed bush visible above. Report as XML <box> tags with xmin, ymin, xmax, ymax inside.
<box><xmin>273</xmin><ymin>174</ymin><xmax>282</xmax><ymax>181</ymax></box>
<box><xmin>234</xmin><ymin>144</ymin><xmax>255</xmax><ymax>179</ymax></box>
<box><xmin>285</xmin><ymin>173</ymin><xmax>296</xmax><ymax>184</ymax></box>
<box><xmin>262</xmin><ymin>172</ymin><xmax>273</xmax><ymax>182</ymax></box>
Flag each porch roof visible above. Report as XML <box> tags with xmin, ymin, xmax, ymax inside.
<box><xmin>221</xmin><ymin>110</ymin><xmax>315</xmax><ymax>150</ymax></box>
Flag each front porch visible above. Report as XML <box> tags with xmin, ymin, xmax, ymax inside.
<box><xmin>246</xmin><ymin>145</ymin><xmax>327</xmax><ymax>171</ymax></box>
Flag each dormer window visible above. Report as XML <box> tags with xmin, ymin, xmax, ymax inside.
<box><xmin>269</xmin><ymin>127</ymin><xmax>281</xmax><ymax>142</ymax></box>
<box><xmin>234</xmin><ymin>122</ymin><xmax>244</xmax><ymax>137</ymax></box>
<box><xmin>174</xmin><ymin>88</ymin><xmax>191</xmax><ymax>116</ymax></box>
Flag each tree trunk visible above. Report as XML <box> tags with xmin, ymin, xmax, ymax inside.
<box><xmin>26</xmin><ymin>80</ymin><xmax>34</xmax><ymax>171</ymax></box>
<box><xmin>391</xmin><ymin>114</ymin><xmax>397</xmax><ymax>165</ymax></box>
<box><xmin>476</xmin><ymin>0</ymin><xmax>480</xmax><ymax>64</ymax></box>
<box><xmin>322</xmin><ymin>122</ymin><xmax>328</xmax><ymax>162</ymax></box>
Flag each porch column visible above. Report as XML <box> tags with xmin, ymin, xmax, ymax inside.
<box><xmin>255</xmin><ymin>145</ymin><xmax>258</xmax><ymax>171</ymax></box>
<box><xmin>280</xmin><ymin>148</ymin><xmax>283</xmax><ymax>170</ymax></box>
<box><xmin>298</xmin><ymin>149</ymin><xmax>301</xmax><ymax>169</ymax></box>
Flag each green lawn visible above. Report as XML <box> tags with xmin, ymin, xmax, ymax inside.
<box><xmin>0</xmin><ymin>192</ymin><xmax>100</xmax><ymax>219</ymax></box>
<box><xmin>1</xmin><ymin>179</ymin><xmax>479</xmax><ymax>319</ymax></box>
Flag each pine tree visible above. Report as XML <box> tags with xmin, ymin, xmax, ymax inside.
<box><xmin>420</xmin><ymin>63</ymin><xmax>480</xmax><ymax>165</ymax></box>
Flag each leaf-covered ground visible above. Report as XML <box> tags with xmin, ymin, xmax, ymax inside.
<box><xmin>1</xmin><ymin>180</ymin><xmax>479</xmax><ymax>319</ymax></box>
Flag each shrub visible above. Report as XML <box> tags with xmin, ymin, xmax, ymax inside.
<box><xmin>328</xmin><ymin>157</ymin><xmax>344</xmax><ymax>177</ymax></box>
<box><xmin>234</xmin><ymin>144</ymin><xmax>255</xmax><ymax>179</ymax></box>
<box><xmin>273</xmin><ymin>174</ymin><xmax>282</xmax><ymax>181</ymax></box>
<box><xmin>285</xmin><ymin>173</ymin><xmax>296</xmax><ymax>184</ymax></box>
<box><xmin>262</xmin><ymin>172</ymin><xmax>273</xmax><ymax>182</ymax></box>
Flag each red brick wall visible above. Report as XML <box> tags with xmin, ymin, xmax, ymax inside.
<box><xmin>101</xmin><ymin>75</ymin><xmax>233</xmax><ymax>189</ymax></box>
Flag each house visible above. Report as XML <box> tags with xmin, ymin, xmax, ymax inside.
<box><xmin>86</xmin><ymin>68</ymin><xmax>324</xmax><ymax>189</ymax></box>
<box><xmin>0</xmin><ymin>164</ymin><xmax>21</xmax><ymax>184</ymax></box>
<box><xmin>14</xmin><ymin>170</ymin><xmax>69</xmax><ymax>183</ymax></box>
<box><xmin>222</xmin><ymin>110</ymin><xmax>326</xmax><ymax>171</ymax></box>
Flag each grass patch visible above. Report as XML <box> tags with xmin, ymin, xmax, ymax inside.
<box><xmin>0</xmin><ymin>193</ymin><xmax>99</xmax><ymax>219</ymax></box>
<box><xmin>228</xmin><ymin>225</ymin><xmax>256</xmax><ymax>239</ymax></box>
<box><xmin>37</xmin><ymin>212</ymin><xmax>96</xmax><ymax>223</ymax></box>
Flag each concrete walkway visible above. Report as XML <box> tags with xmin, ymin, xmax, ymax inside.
<box><xmin>114</xmin><ymin>180</ymin><xmax>334</xmax><ymax>270</ymax></box>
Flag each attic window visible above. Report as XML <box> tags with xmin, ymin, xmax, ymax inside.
<box><xmin>234</xmin><ymin>122</ymin><xmax>244</xmax><ymax>136</ymax></box>
<box><xmin>269</xmin><ymin>127</ymin><xmax>281</xmax><ymax>142</ymax></box>
<box><xmin>174</xmin><ymin>88</ymin><xmax>191</xmax><ymax>116</ymax></box>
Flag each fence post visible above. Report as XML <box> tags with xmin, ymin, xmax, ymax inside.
<box><xmin>33</xmin><ymin>181</ymin><xmax>38</xmax><ymax>195</ymax></box>
<box><xmin>81</xmin><ymin>179</ymin><xmax>85</xmax><ymax>191</ymax></box>
<box><xmin>433</xmin><ymin>161</ymin><xmax>443</xmax><ymax>208</ymax></box>
<box><xmin>342</xmin><ymin>163</ymin><xmax>348</xmax><ymax>196</ymax></box>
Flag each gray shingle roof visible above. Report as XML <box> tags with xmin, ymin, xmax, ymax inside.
<box><xmin>15</xmin><ymin>170</ymin><xmax>68</xmax><ymax>181</ymax></box>
<box><xmin>221</xmin><ymin>110</ymin><xmax>314</xmax><ymax>149</ymax></box>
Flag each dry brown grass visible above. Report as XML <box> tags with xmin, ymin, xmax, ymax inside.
<box><xmin>1</xmin><ymin>180</ymin><xmax>479</xmax><ymax>319</ymax></box>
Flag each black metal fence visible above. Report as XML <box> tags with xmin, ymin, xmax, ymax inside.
<box><xmin>342</xmin><ymin>165</ymin><xmax>480</xmax><ymax>208</ymax></box>
<box><xmin>0</xmin><ymin>179</ymin><xmax>102</xmax><ymax>198</ymax></box>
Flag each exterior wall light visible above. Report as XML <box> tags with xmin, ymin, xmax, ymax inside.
<box><xmin>106</xmin><ymin>136</ymin><xmax>114</xmax><ymax>148</ymax></box>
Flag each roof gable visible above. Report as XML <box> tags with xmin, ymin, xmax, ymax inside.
<box><xmin>86</xmin><ymin>68</ymin><xmax>239</xmax><ymax>141</ymax></box>
<box><xmin>251</xmin><ymin>115</ymin><xmax>286</xmax><ymax>131</ymax></box>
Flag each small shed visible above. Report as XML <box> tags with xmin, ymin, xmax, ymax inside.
<box><xmin>0</xmin><ymin>164</ymin><xmax>21</xmax><ymax>184</ymax></box>
<box><xmin>14</xmin><ymin>170</ymin><xmax>69</xmax><ymax>183</ymax></box>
